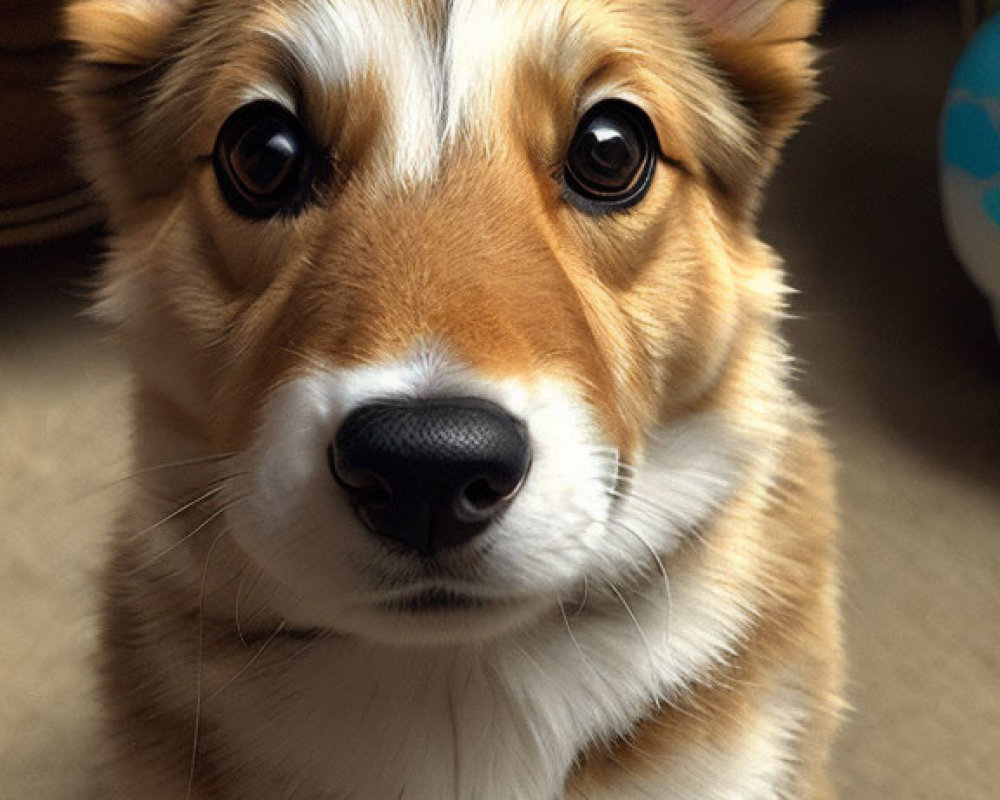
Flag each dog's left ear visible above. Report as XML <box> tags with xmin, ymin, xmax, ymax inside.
<box><xmin>683</xmin><ymin>0</ymin><xmax>822</xmax><ymax>212</ymax></box>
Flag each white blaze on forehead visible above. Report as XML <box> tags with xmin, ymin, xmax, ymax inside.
<box><xmin>262</xmin><ymin>0</ymin><xmax>443</xmax><ymax>182</ymax></box>
<box><xmin>443</xmin><ymin>0</ymin><xmax>576</xmax><ymax>145</ymax></box>
<box><xmin>263</xmin><ymin>0</ymin><xmax>578</xmax><ymax>181</ymax></box>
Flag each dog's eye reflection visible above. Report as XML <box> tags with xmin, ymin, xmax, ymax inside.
<box><xmin>213</xmin><ymin>100</ymin><xmax>313</xmax><ymax>219</ymax></box>
<box><xmin>563</xmin><ymin>100</ymin><xmax>659</xmax><ymax>214</ymax></box>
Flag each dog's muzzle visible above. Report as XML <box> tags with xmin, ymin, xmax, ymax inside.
<box><xmin>329</xmin><ymin>398</ymin><xmax>531</xmax><ymax>556</ymax></box>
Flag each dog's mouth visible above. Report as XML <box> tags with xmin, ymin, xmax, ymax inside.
<box><xmin>238</xmin><ymin>588</ymin><xmax>519</xmax><ymax>645</ymax></box>
<box><xmin>239</xmin><ymin>625</ymin><xmax>329</xmax><ymax>647</ymax></box>
<box><xmin>376</xmin><ymin>586</ymin><xmax>508</xmax><ymax>614</ymax></box>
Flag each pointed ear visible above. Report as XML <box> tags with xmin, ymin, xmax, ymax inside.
<box><xmin>65</xmin><ymin>0</ymin><xmax>192</xmax><ymax>66</ymax></box>
<box><xmin>62</xmin><ymin>0</ymin><xmax>196</xmax><ymax>220</ymax></box>
<box><xmin>685</xmin><ymin>0</ymin><xmax>820</xmax><ymax>38</ymax></box>
<box><xmin>683</xmin><ymin>0</ymin><xmax>823</xmax><ymax>213</ymax></box>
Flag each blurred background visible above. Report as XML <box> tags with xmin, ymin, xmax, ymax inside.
<box><xmin>2</xmin><ymin>0</ymin><xmax>999</xmax><ymax>797</ymax></box>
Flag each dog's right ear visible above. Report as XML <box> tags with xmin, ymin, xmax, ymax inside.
<box><xmin>63</xmin><ymin>0</ymin><xmax>196</xmax><ymax>221</ymax></box>
<box><xmin>66</xmin><ymin>0</ymin><xmax>192</xmax><ymax>66</ymax></box>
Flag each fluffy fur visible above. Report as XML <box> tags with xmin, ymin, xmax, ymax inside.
<box><xmin>64</xmin><ymin>0</ymin><xmax>841</xmax><ymax>797</ymax></box>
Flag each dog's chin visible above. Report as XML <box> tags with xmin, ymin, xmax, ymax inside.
<box><xmin>335</xmin><ymin>590</ymin><xmax>550</xmax><ymax>647</ymax></box>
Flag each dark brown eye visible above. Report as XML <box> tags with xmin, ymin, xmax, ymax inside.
<box><xmin>564</xmin><ymin>100</ymin><xmax>658</xmax><ymax>213</ymax></box>
<box><xmin>213</xmin><ymin>100</ymin><xmax>314</xmax><ymax>219</ymax></box>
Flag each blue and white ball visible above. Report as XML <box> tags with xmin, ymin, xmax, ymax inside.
<box><xmin>941</xmin><ymin>14</ymin><xmax>1000</xmax><ymax>339</ymax></box>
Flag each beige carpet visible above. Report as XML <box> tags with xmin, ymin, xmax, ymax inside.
<box><xmin>2</xmin><ymin>2</ymin><xmax>999</xmax><ymax>797</ymax></box>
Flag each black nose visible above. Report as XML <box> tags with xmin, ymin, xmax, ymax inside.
<box><xmin>329</xmin><ymin>398</ymin><xmax>531</xmax><ymax>555</ymax></box>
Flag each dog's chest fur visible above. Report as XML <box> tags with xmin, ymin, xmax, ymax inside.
<box><xmin>110</xmin><ymin>424</ymin><xmax>827</xmax><ymax>800</ymax></box>
<box><xmin>159</xmin><ymin>550</ymin><xmax>790</xmax><ymax>800</ymax></box>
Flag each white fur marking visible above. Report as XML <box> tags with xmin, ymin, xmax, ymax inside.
<box><xmin>216</xmin><ymin>345</ymin><xmax>755</xmax><ymax>799</ymax></box>
<box><xmin>270</xmin><ymin>0</ymin><xmax>442</xmax><ymax>181</ymax></box>
<box><xmin>257</xmin><ymin>0</ymin><xmax>590</xmax><ymax>181</ymax></box>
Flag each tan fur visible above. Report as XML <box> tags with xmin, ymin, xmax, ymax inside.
<box><xmin>569</xmin><ymin>424</ymin><xmax>842</xmax><ymax>798</ymax></box>
<box><xmin>64</xmin><ymin>0</ymin><xmax>841</xmax><ymax>796</ymax></box>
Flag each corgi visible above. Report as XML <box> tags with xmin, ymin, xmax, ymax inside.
<box><xmin>64</xmin><ymin>0</ymin><xmax>841</xmax><ymax>797</ymax></box>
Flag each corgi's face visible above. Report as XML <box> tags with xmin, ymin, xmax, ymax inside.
<box><xmin>67</xmin><ymin>0</ymin><xmax>817</xmax><ymax>644</ymax></box>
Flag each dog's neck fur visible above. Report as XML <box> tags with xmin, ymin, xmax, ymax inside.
<box><xmin>137</xmin><ymin>526</ymin><xmax>756</xmax><ymax>800</ymax></box>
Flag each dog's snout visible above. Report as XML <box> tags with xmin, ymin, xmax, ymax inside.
<box><xmin>329</xmin><ymin>398</ymin><xmax>531</xmax><ymax>555</ymax></box>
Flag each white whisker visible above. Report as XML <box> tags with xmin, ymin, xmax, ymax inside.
<box><xmin>205</xmin><ymin>621</ymin><xmax>288</xmax><ymax>704</ymax></box>
<box><xmin>558</xmin><ymin>598</ymin><xmax>601</xmax><ymax>682</ymax></box>
<box><xmin>89</xmin><ymin>454</ymin><xmax>237</xmax><ymax>497</ymax></box>
<box><xmin>234</xmin><ymin>567</ymin><xmax>252</xmax><ymax>649</ymax></box>
<box><xmin>608</xmin><ymin>520</ymin><xmax>673</xmax><ymax>649</ymax></box>
<box><xmin>187</xmin><ymin>527</ymin><xmax>232</xmax><ymax>800</ymax></box>
<box><xmin>128</xmin><ymin>494</ymin><xmax>248</xmax><ymax>575</ymax></box>
<box><xmin>607</xmin><ymin>582</ymin><xmax>657</xmax><ymax>686</ymax></box>
<box><xmin>125</xmin><ymin>484</ymin><xmax>224</xmax><ymax>543</ymax></box>
<box><xmin>129</xmin><ymin>452</ymin><xmax>237</xmax><ymax>478</ymax></box>
<box><xmin>571</xmin><ymin>575</ymin><xmax>590</xmax><ymax>618</ymax></box>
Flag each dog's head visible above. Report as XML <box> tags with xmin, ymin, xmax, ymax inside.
<box><xmin>66</xmin><ymin>0</ymin><xmax>818</xmax><ymax>645</ymax></box>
